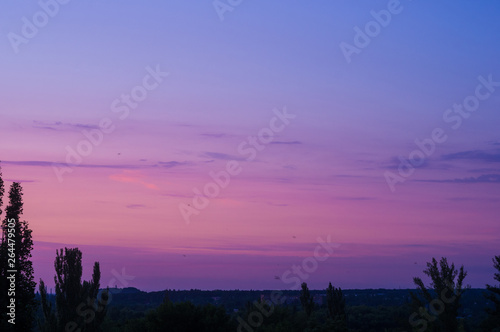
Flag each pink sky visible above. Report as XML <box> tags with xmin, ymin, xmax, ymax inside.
<box><xmin>1</xmin><ymin>1</ymin><xmax>500</xmax><ymax>291</ymax></box>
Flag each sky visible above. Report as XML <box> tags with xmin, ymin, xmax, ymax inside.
<box><xmin>1</xmin><ymin>0</ymin><xmax>500</xmax><ymax>292</ymax></box>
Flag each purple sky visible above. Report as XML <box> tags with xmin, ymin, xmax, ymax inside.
<box><xmin>1</xmin><ymin>0</ymin><xmax>500</xmax><ymax>291</ymax></box>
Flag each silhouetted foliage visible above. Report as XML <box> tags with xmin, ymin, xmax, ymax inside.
<box><xmin>483</xmin><ymin>255</ymin><xmax>500</xmax><ymax>331</ymax></box>
<box><xmin>326</xmin><ymin>282</ymin><xmax>348</xmax><ymax>331</ymax></box>
<box><xmin>81</xmin><ymin>287</ymin><xmax>493</xmax><ymax>331</ymax></box>
<box><xmin>300</xmin><ymin>282</ymin><xmax>314</xmax><ymax>318</ymax></box>
<box><xmin>38</xmin><ymin>279</ymin><xmax>57</xmax><ymax>332</ymax></box>
<box><xmin>142</xmin><ymin>299</ymin><xmax>234</xmax><ymax>332</ymax></box>
<box><xmin>38</xmin><ymin>247</ymin><xmax>108</xmax><ymax>332</ymax></box>
<box><xmin>410</xmin><ymin>257</ymin><xmax>469</xmax><ymax>332</ymax></box>
<box><xmin>0</xmin><ymin>166</ymin><xmax>4</xmax><ymax>216</ymax></box>
<box><xmin>0</xmin><ymin>181</ymin><xmax>36</xmax><ymax>331</ymax></box>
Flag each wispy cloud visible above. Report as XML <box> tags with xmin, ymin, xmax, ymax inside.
<box><xmin>53</xmin><ymin>162</ymin><xmax>144</xmax><ymax>169</ymax></box>
<box><xmin>467</xmin><ymin>168</ymin><xmax>500</xmax><ymax>173</ymax></box>
<box><xmin>442</xmin><ymin>149</ymin><xmax>500</xmax><ymax>163</ymax></box>
<box><xmin>201</xmin><ymin>133</ymin><xmax>229</xmax><ymax>139</ymax></box>
<box><xmin>267</xmin><ymin>202</ymin><xmax>289</xmax><ymax>207</ymax></box>
<box><xmin>173</xmin><ymin>241</ymin><xmax>340</xmax><ymax>255</ymax></box>
<box><xmin>126</xmin><ymin>204</ymin><xmax>147</xmax><ymax>209</ymax></box>
<box><xmin>2</xmin><ymin>160</ymin><xmax>188</xmax><ymax>170</ymax></box>
<box><xmin>2</xmin><ymin>161</ymin><xmax>57</xmax><ymax>167</ymax></box>
<box><xmin>203</xmin><ymin>152</ymin><xmax>246</xmax><ymax>161</ymax></box>
<box><xmin>488</xmin><ymin>140</ymin><xmax>500</xmax><ymax>146</ymax></box>
<box><xmin>418</xmin><ymin>174</ymin><xmax>500</xmax><ymax>184</ymax></box>
<box><xmin>33</xmin><ymin>120</ymin><xmax>99</xmax><ymax>131</ymax></box>
<box><xmin>158</xmin><ymin>161</ymin><xmax>191</xmax><ymax>168</ymax></box>
<box><xmin>4</xmin><ymin>179</ymin><xmax>36</xmax><ymax>183</ymax></box>
<box><xmin>4</xmin><ymin>160</ymin><xmax>140</xmax><ymax>170</ymax></box>
<box><xmin>335</xmin><ymin>196</ymin><xmax>374</xmax><ymax>201</ymax></box>
<box><xmin>270</xmin><ymin>140</ymin><xmax>302</xmax><ymax>145</ymax></box>
<box><xmin>162</xmin><ymin>193</ymin><xmax>193</xmax><ymax>198</ymax></box>
<box><xmin>447</xmin><ymin>196</ymin><xmax>500</xmax><ymax>202</ymax></box>
<box><xmin>385</xmin><ymin>156</ymin><xmax>432</xmax><ymax>169</ymax></box>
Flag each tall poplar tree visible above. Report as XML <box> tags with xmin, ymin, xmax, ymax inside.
<box><xmin>300</xmin><ymin>282</ymin><xmax>314</xmax><ymax>318</ymax></box>
<box><xmin>0</xmin><ymin>180</ymin><xmax>36</xmax><ymax>331</ymax></box>
<box><xmin>326</xmin><ymin>282</ymin><xmax>348</xmax><ymax>331</ymax></box>
<box><xmin>0</xmin><ymin>166</ymin><xmax>6</xmax><ymax>330</ymax></box>
<box><xmin>39</xmin><ymin>247</ymin><xmax>108</xmax><ymax>332</ymax></box>
<box><xmin>0</xmin><ymin>165</ymin><xmax>4</xmax><ymax>216</ymax></box>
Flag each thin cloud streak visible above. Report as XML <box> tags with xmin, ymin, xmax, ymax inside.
<box><xmin>3</xmin><ymin>160</ymin><xmax>189</xmax><ymax>170</ymax></box>
<box><xmin>203</xmin><ymin>152</ymin><xmax>246</xmax><ymax>161</ymax></box>
<box><xmin>270</xmin><ymin>140</ymin><xmax>302</xmax><ymax>145</ymax></box>
<box><xmin>442</xmin><ymin>149</ymin><xmax>500</xmax><ymax>163</ymax></box>
<box><xmin>418</xmin><ymin>174</ymin><xmax>500</xmax><ymax>183</ymax></box>
<box><xmin>33</xmin><ymin>120</ymin><xmax>100</xmax><ymax>131</ymax></box>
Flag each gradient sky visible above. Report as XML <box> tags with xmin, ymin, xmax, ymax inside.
<box><xmin>1</xmin><ymin>0</ymin><xmax>500</xmax><ymax>292</ymax></box>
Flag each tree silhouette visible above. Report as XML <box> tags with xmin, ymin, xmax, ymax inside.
<box><xmin>38</xmin><ymin>279</ymin><xmax>57</xmax><ymax>332</ymax></box>
<box><xmin>0</xmin><ymin>166</ymin><xmax>4</xmax><ymax>216</ymax></box>
<box><xmin>143</xmin><ymin>298</ymin><xmax>234</xmax><ymax>331</ymax></box>
<box><xmin>39</xmin><ymin>247</ymin><xmax>108</xmax><ymax>332</ymax></box>
<box><xmin>0</xmin><ymin>167</ymin><xmax>5</xmax><ymax>329</ymax></box>
<box><xmin>300</xmin><ymin>282</ymin><xmax>314</xmax><ymax>318</ymax></box>
<box><xmin>0</xmin><ymin>181</ymin><xmax>36</xmax><ymax>331</ymax></box>
<box><xmin>326</xmin><ymin>282</ymin><xmax>348</xmax><ymax>331</ymax></box>
<box><xmin>483</xmin><ymin>255</ymin><xmax>500</xmax><ymax>331</ymax></box>
<box><xmin>411</xmin><ymin>257</ymin><xmax>469</xmax><ymax>332</ymax></box>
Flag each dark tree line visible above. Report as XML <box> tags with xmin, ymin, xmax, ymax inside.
<box><xmin>293</xmin><ymin>282</ymin><xmax>348</xmax><ymax>331</ymax></box>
